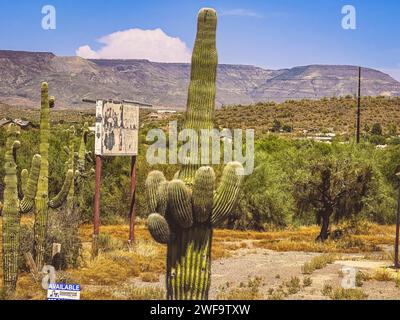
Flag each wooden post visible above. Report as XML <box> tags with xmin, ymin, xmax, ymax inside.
<box><xmin>25</xmin><ymin>252</ymin><xmax>39</xmax><ymax>280</ymax></box>
<box><xmin>92</xmin><ymin>155</ymin><xmax>102</xmax><ymax>258</ymax></box>
<box><xmin>128</xmin><ymin>156</ymin><xmax>137</xmax><ymax>245</ymax></box>
<box><xmin>51</xmin><ymin>243</ymin><xmax>62</xmax><ymax>270</ymax></box>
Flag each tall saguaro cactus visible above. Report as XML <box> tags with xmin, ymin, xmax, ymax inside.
<box><xmin>145</xmin><ymin>8</ymin><xmax>244</xmax><ymax>300</ymax></box>
<box><xmin>2</xmin><ymin>124</ymin><xmax>41</xmax><ymax>295</ymax></box>
<box><xmin>33</xmin><ymin>82</ymin><xmax>74</xmax><ymax>269</ymax></box>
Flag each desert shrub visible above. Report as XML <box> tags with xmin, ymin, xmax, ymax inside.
<box><xmin>284</xmin><ymin>276</ymin><xmax>301</xmax><ymax>294</ymax></box>
<box><xmin>140</xmin><ymin>272</ymin><xmax>160</xmax><ymax>283</ymax></box>
<box><xmin>303</xmin><ymin>277</ymin><xmax>313</xmax><ymax>287</ymax></box>
<box><xmin>373</xmin><ymin>268</ymin><xmax>393</xmax><ymax>281</ymax></box>
<box><xmin>368</xmin><ymin>134</ymin><xmax>386</xmax><ymax>145</ymax></box>
<box><xmin>329</xmin><ymin>288</ymin><xmax>368</xmax><ymax>300</ymax></box>
<box><xmin>234</xmin><ymin>156</ymin><xmax>294</xmax><ymax>230</ymax></box>
<box><xmin>97</xmin><ymin>233</ymin><xmax>124</xmax><ymax>253</ymax></box>
<box><xmin>321</xmin><ymin>283</ymin><xmax>333</xmax><ymax>296</ymax></box>
<box><xmin>302</xmin><ymin>254</ymin><xmax>339</xmax><ymax>274</ymax></box>
<box><xmin>18</xmin><ymin>222</ymin><xmax>34</xmax><ymax>272</ymax></box>
<box><xmin>371</xmin><ymin>123</ymin><xmax>383</xmax><ymax>136</ymax></box>
<box><xmin>217</xmin><ymin>277</ymin><xmax>264</xmax><ymax>300</ymax></box>
<box><xmin>45</xmin><ymin>209</ymin><xmax>83</xmax><ymax>269</ymax></box>
<box><xmin>356</xmin><ymin>271</ymin><xmax>371</xmax><ymax>287</ymax></box>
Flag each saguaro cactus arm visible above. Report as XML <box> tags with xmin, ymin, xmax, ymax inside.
<box><xmin>21</xmin><ymin>169</ymin><xmax>29</xmax><ymax>195</ymax></box>
<box><xmin>145</xmin><ymin>171</ymin><xmax>166</xmax><ymax>213</ymax></box>
<box><xmin>211</xmin><ymin>161</ymin><xmax>244</xmax><ymax>226</ymax></box>
<box><xmin>19</xmin><ymin>154</ymin><xmax>41</xmax><ymax>213</ymax></box>
<box><xmin>148</xmin><ymin>213</ymin><xmax>171</xmax><ymax>244</ymax></box>
<box><xmin>48</xmin><ymin>169</ymin><xmax>74</xmax><ymax>209</ymax></box>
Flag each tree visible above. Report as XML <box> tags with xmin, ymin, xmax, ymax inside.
<box><xmin>233</xmin><ymin>155</ymin><xmax>294</xmax><ymax>230</ymax></box>
<box><xmin>282</xmin><ymin>124</ymin><xmax>293</xmax><ymax>133</ymax></box>
<box><xmin>271</xmin><ymin>119</ymin><xmax>282</xmax><ymax>132</ymax></box>
<box><xmin>371</xmin><ymin>123</ymin><xmax>383</xmax><ymax>136</ymax></box>
<box><xmin>294</xmin><ymin>156</ymin><xmax>373</xmax><ymax>241</ymax></box>
<box><xmin>388</xmin><ymin>123</ymin><xmax>397</xmax><ymax>136</ymax></box>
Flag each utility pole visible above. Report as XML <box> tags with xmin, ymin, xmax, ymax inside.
<box><xmin>356</xmin><ymin>67</ymin><xmax>361</xmax><ymax>143</ymax></box>
<box><xmin>395</xmin><ymin>172</ymin><xmax>400</xmax><ymax>269</ymax></box>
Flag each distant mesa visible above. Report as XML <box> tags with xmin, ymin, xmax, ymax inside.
<box><xmin>0</xmin><ymin>50</ymin><xmax>399</xmax><ymax>109</ymax></box>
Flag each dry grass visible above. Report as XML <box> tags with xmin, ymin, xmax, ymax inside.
<box><xmin>81</xmin><ymin>284</ymin><xmax>165</xmax><ymax>300</ymax></box>
<box><xmin>216</xmin><ymin>277</ymin><xmax>264</xmax><ymax>300</ymax></box>
<box><xmin>328</xmin><ymin>288</ymin><xmax>368</xmax><ymax>300</ymax></box>
<box><xmin>372</xmin><ymin>268</ymin><xmax>397</xmax><ymax>282</ymax></box>
<box><xmin>0</xmin><ymin>219</ymin><xmax>396</xmax><ymax>300</ymax></box>
<box><xmin>302</xmin><ymin>254</ymin><xmax>340</xmax><ymax>274</ymax></box>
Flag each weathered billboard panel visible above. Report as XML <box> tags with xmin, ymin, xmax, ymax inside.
<box><xmin>95</xmin><ymin>101</ymin><xmax>139</xmax><ymax>156</ymax></box>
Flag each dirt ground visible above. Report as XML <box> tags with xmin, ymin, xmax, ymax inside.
<box><xmin>127</xmin><ymin>246</ymin><xmax>400</xmax><ymax>300</ymax></box>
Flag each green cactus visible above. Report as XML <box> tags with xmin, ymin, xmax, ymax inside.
<box><xmin>64</xmin><ymin>126</ymin><xmax>77</xmax><ymax>215</ymax></box>
<box><xmin>145</xmin><ymin>8</ymin><xmax>244</xmax><ymax>300</ymax></box>
<box><xmin>45</xmin><ymin>122</ymin><xmax>93</xmax><ymax>269</ymax></box>
<box><xmin>2</xmin><ymin>124</ymin><xmax>41</xmax><ymax>295</ymax></box>
<box><xmin>33</xmin><ymin>82</ymin><xmax>74</xmax><ymax>269</ymax></box>
<box><xmin>64</xmin><ymin>122</ymin><xmax>93</xmax><ymax>217</ymax></box>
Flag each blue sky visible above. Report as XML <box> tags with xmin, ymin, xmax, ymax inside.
<box><xmin>1</xmin><ymin>0</ymin><xmax>399</xmax><ymax>79</ymax></box>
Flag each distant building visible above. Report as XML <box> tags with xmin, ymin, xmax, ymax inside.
<box><xmin>13</xmin><ymin>119</ymin><xmax>31</xmax><ymax>128</ymax></box>
<box><xmin>0</xmin><ymin>118</ymin><xmax>31</xmax><ymax>128</ymax></box>
<box><xmin>149</xmin><ymin>113</ymin><xmax>162</xmax><ymax>119</ymax></box>
<box><xmin>157</xmin><ymin>109</ymin><xmax>177</xmax><ymax>114</ymax></box>
<box><xmin>306</xmin><ymin>133</ymin><xmax>336</xmax><ymax>143</ymax></box>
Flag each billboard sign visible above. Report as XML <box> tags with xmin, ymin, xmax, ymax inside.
<box><xmin>95</xmin><ymin>100</ymin><xmax>139</xmax><ymax>156</ymax></box>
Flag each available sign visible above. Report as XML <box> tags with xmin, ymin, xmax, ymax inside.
<box><xmin>47</xmin><ymin>283</ymin><xmax>81</xmax><ymax>300</ymax></box>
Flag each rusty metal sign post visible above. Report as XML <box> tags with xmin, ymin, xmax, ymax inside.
<box><xmin>85</xmin><ymin>99</ymin><xmax>152</xmax><ymax>258</ymax></box>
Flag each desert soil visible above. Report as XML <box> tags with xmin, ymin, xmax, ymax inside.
<box><xmin>128</xmin><ymin>245</ymin><xmax>400</xmax><ymax>300</ymax></box>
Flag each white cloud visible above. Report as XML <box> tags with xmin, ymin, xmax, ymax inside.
<box><xmin>76</xmin><ymin>28</ymin><xmax>191</xmax><ymax>63</ymax></box>
<box><xmin>220</xmin><ymin>8</ymin><xmax>263</xmax><ymax>18</ymax></box>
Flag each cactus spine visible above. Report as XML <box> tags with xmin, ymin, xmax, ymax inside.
<box><xmin>2</xmin><ymin>124</ymin><xmax>41</xmax><ymax>295</ymax></box>
<box><xmin>146</xmin><ymin>8</ymin><xmax>244</xmax><ymax>300</ymax></box>
<box><xmin>33</xmin><ymin>82</ymin><xmax>73</xmax><ymax>269</ymax></box>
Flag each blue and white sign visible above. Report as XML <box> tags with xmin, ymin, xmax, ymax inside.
<box><xmin>47</xmin><ymin>283</ymin><xmax>81</xmax><ymax>300</ymax></box>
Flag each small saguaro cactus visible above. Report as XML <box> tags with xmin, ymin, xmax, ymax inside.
<box><xmin>145</xmin><ymin>8</ymin><xmax>244</xmax><ymax>300</ymax></box>
<box><xmin>2</xmin><ymin>123</ymin><xmax>41</xmax><ymax>295</ymax></box>
<box><xmin>64</xmin><ymin>125</ymin><xmax>77</xmax><ymax>215</ymax></box>
<box><xmin>64</xmin><ymin>122</ymin><xmax>93</xmax><ymax>217</ymax></box>
<box><xmin>33</xmin><ymin>82</ymin><xmax>74</xmax><ymax>269</ymax></box>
